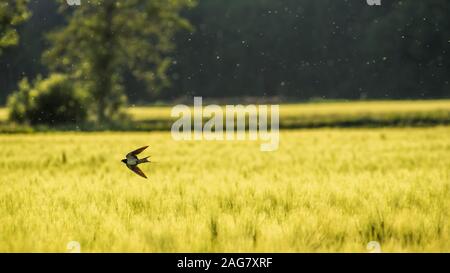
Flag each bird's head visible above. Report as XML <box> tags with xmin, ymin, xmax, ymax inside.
<box><xmin>121</xmin><ymin>159</ymin><xmax>127</xmax><ymax>164</ymax></box>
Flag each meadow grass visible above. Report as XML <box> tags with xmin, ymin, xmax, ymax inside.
<box><xmin>1</xmin><ymin>100</ymin><xmax>450</xmax><ymax>132</ymax></box>
<box><xmin>128</xmin><ymin>99</ymin><xmax>450</xmax><ymax>122</ymax></box>
<box><xmin>128</xmin><ymin>99</ymin><xmax>450</xmax><ymax>129</ymax></box>
<box><xmin>0</xmin><ymin>127</ymin><xmax>449</xmax><ymax>252</ymax></box>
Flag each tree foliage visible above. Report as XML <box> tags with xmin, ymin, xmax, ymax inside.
<box><xmin>43</xmin><ymin>0</ymin><xmax>195</xmax><ymax>122</ymax></box>
<box><xmin>8</xmin><ymin>74</ymin><xmax>88</xmax><ymax>125</ymax></box>
<box><xmin>0</xmin><ymin>0</ymin><xmax>30</xmax><ymax>55</ymax></box>
<box><xmin>1</xmin><ymin>0</ymin><xmax>449</xmax><ymax>105</ymax></box>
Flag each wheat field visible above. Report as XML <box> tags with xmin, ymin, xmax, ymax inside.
<box><xmin>1</xmin><ymin>100</ymin><xmax>450</xmax><ymax>133</ymax></box>
<box><xmin>0</xmin><ymin>126</ymin><xmax>449</xmax><ymax>252</ymax></box>
<box><xmin>128</xmin><ymin>100</ymin><xmax>450</xmax><ymax>121</ymax></box>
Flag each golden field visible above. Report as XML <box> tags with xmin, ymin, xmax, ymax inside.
<box><xmin>128</xmin><ymin>99</ymin><xmax>450</xmax><ymax>121</ymax></box>
<box><xmin>127</xmin><ymin>99</ymin><xmax>450</xmax><ymax>130</ymax></box>
<box><xmin>0</xmin><ymin>127</ymin><xmax>449</xmax><ymax>252</ymax></box>
<box><xmin>1</xmin><ymin>100</ymin><xmax>450</xmax><ymax>132</ymax></box>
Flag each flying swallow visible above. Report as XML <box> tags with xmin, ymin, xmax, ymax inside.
<box><xmin>121</xmin><ymin>146</ymin><xmax>151</xmax><ymax>179</ymax></box>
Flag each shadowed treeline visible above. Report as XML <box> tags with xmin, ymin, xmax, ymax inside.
<box><xmin>1</xmin><ymin>0</ymin><xmax>449</xmax><ymax>105</ymax></box>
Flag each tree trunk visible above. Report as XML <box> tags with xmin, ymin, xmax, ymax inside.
<box><xmin>94</xmin><ymin>2</ymin><xmax>115</xmax><ymax>123</ymax></box>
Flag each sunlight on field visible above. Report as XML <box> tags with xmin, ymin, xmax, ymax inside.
<box><xmin>0</xmin><ymin>127</ymin><xmax>449</xmax><ymax>252</ymax></box>
<box><xmin>127</xmin><ymin>100</ymin><xmax>450</xmax><ymax>121</ymax></box>
<box><xmin>1</xmin><ymin>100</ymin><xmax>450</xmax><ymax>128</ymax></box>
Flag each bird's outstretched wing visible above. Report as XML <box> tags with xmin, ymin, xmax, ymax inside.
<box><xmin>127</xmin><ymin>165</ymin><xmax>147</xmax><ymax>179</ymax></box>
<box><xmin>127</xmin><ymin>146</ymin><xmax>149</xmax><ymax>157</ymax></box>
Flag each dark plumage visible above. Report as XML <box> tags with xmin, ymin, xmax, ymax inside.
<box><xmin>121</xmin><ymin>146</ymin><xmax>151</xmax><ymax>179</ymax></box>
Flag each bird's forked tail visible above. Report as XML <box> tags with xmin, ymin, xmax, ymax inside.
<box><xmin>138</xmin><ymin>156</ymin><xmax>151</xmax><ymax>164</ymax></box>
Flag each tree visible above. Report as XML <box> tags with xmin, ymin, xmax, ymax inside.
<box><xmin>2</xmin><ymin>1</ymin><xmax>449</xmax><ymax>103</ymax></box>
<box><xmin>8</xmin><ymin>74</ymin><xmax>88</xmax><ymax>125</ymax></box>
<box><xmin>44</xmin><ymin>0</ymin><xmax>195</xmax><ymax>122</ymax></box>
<box><xmin>0</xmin><ymin>0</ymin><xmax>30</xmax><ymax>55</ymax></box>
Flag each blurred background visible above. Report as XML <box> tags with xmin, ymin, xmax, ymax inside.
<box><xmin>0</xmin><ymin>0</ymin><xmax>449</xmax><ymax>128</ymax></box>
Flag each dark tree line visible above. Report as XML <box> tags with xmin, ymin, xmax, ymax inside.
<box><xmin>1</xmin><ymin>0</ymin><xmax>449</xmax><ymax>105</ymax></box>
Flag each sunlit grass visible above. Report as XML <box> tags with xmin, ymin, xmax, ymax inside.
<box><xmin>128</xmin><ymin>99</ymin><xmax>450</xmax><ymax>121</ymax></box>
<box><xmin>1</xmin><ymin>100</ymin><xmax>450</xmax><ymax>130</ymax></box>
<box><xmin>0</xmin><ymin>127</ymin><xmax>449</xmax><ymax>252</ymax></box>
<box><xmin>127</xmin><ymin>100</ymin><xmax>450</xmax><ymax>129</ymax></box>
